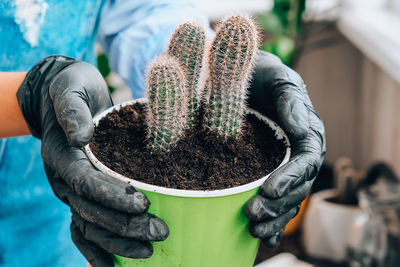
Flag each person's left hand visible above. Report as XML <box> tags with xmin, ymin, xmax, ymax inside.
<box><xmin>244</xmin><ymin>51</ymin><xmax>326</xmax><ymax>247</ymax></box>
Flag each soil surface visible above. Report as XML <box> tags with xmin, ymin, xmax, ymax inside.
<box><xmin>90</xmin><ymin>103</ymin><xmax>286</xmax><ymax>190</ymax></box>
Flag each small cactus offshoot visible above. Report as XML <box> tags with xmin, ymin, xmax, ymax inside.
<box><xmin>168</xmin><ymin>22</ymin><xmax>206</xmax><ymax>128</ymax></box>
<box><xmin>204</xmin><ymin>15</ymin><xmax>260</xmax><ymax>137</ymax></box>
<box><xmin>146</xmin><ymin>56</ymin><xmax>188</xmax><ymax>152</ymax></box>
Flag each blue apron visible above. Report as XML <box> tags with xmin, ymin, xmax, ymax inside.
<box><xmin>0</xmin><ymin>1</ymin><xmax>102</xmax><ymax>266</ymax></box>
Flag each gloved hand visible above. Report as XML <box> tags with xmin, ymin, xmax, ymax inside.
<box><xmin>17</xmin><ymin>55</ymin><xmax>169</xmax><ymax>267</ymax></box>
<box><xmin>245</xmin><ymin>51</ymin><xmax>326</xmax><ymax>247</ymax></box>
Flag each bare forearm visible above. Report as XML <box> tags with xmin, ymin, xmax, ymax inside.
<box><xmin>0</xmin><ymin>72</ymin><xmax>30</xmax><ymax>138</ymax></box>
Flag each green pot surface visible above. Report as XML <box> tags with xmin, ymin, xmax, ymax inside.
<box><xmin>114</xmin><ymin>187</ymin><xmax>260</xmax><ymax>267</ymax></box>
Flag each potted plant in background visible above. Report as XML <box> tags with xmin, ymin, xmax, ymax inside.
<box><xmin>302</xmin><ymin>157</ymin><xmax>363</xmax><ymax>262</ymax></box>
<box><xmin>85</xmin><ymin>15</ymin><xmax>290</xmax><ymax>267</ymax></box>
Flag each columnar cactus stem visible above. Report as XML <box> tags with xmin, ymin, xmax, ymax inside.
<box><xmin>204</xmin><ymin>15</ymin><xmax>260</xmax><ymax>137</ymax></box>
<box><xmin>168</xmin><ymin>22</ymin><xmax>206</xmax><ymax>128</ymax></box>
<box><xmin>146</xmin><ymin>56</ymin><xmax>188</xmax><ymax>152</ymax></box>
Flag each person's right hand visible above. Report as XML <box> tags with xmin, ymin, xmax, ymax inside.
<box><xmin>17</xmin><ymin>55</ymin><xmax>169</xmax><ymax>267</ymax></box>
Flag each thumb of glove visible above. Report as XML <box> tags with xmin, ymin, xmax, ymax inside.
<box><xmin>48</xmin><ymin>61</ymin><xmax>113</xmax><ymax>147</ymax></box>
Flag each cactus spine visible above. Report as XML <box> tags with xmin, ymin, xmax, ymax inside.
<box><xmin>168</xmin><ymin>22</ymin><xmax>205</xmax><ymax>128</ymax></box>
<box><xmin>204</xmin><ymin>15</ymin><xmax>260</xmax><ymax>137</ymax></box>
<box><xmin>146</xmin><ymin>56</ymin><xmax>188</xmax><ymax>152</ymax></box>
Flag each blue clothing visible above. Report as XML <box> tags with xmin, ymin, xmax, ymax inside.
<box><xmin>0</xmin><ymin>0</ymin><xmax>209</xmax><ymax>266</ymax></box>
<box><xmin>98</xmin><ymin>0</ymin><xmax>212</xmax><ymax>99</ymax></box>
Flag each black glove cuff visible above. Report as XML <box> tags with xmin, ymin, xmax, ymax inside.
<box><xmin>17</xmin><ymin>55</ymin><xmax>78</xmax><ymax>139</ymax></box>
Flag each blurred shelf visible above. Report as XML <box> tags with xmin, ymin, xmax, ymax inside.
<box><xmin>337</xmin><ymin>9</ymin><xmax>400</xmax><ymax>84</ymax></box>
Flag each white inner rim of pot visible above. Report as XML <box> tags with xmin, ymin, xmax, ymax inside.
<box><xmin>85</xmin><ymin>98</ymin><xmax>291</xmax><ymax>198</ymax></box>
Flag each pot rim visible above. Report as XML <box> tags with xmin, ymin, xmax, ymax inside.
<box><xmin>85</xmin><ymin>98</ymin><xmax>291</xmax><ymax>198</ymax></box>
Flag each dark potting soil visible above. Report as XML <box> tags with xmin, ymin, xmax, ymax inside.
<box><xmin>90</xmin><ymin>103</ymin><xmax>287</xmax><ymax>190</ymax></box>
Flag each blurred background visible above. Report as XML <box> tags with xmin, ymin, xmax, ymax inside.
<box><xmin>97</xmin><ymin>0</ymin><xmax>400</xmax><ymax>266</ymax></box>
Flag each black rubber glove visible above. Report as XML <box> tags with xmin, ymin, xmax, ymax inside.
<box><xmin>245</xmin><ymin>51</ymin><xmax>326</xmax><ymax>247</ymax></box>
<box><xmin>17</xmin><ymin>55</ymin><xmax>169</xmax><ymax>267</ymax></box>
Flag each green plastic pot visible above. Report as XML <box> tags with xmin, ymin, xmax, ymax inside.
<box><xmin>85</xmin><ymin>99</ymin><xmax>291</xmax><ymax>267</ymax></box>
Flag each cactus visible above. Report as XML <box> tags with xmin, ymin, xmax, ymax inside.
<box><xmin>204</xmin><ymin>15</ymin><xmax>260</xmax><ymax>137</ymax></box>
<box><xmin>146</xmin><ymin>56</ymin><xmax>188</xmax><ymax>152</ymax></box>
<box><xmin>145</xmin><ymin>15</ymin><xmax>260</xmax><ymax>151</ymax></box>
<box><xmin>168</xmin><ymin>22</ymin><xmax>206</xmax><ymax>128</ymax></box>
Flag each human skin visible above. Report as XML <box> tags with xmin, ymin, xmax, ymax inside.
<box><xmin>0</xmin><ymin>72</ymin><xmax>30</xmax><ymax>138</ymax></box>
